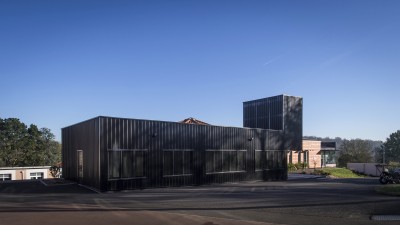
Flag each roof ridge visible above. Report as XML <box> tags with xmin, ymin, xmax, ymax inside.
<box><xmin>179</xmin><ymin>117</ymin><xmax>210</xmax><ymax>125</ymax></box>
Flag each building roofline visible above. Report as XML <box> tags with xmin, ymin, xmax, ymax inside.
<box><xmin>0</xmin><ymin>166</ymin><xmax>52</xmax><ymax>170</ymax></box>
<box><xmin>63</xmin><ymin>115</ymin><xmax>284</xmax><ymax>133</ymax></box>
<box><xmin>243</xmin><ymin>94</ymin><xmax>302</xmax><ymax>104</ymax></box>
<box><xmin>61</xmin><ymin>116</ymin><xmax>101</xmax><ymax>130</ymax></box>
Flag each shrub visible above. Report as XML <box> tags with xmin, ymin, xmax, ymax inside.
<box><xmin>288</xmin><ymin>163</ymin><xmax>297</xmax><ymax>171</ymax></box>
<box><xmin>295</xmin><ymin>162</ymin><xmax>308</xmax><ymax>170</ymax></box>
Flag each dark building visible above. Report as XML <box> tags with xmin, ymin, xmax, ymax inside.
<box><xmin>62</xmin><ymin>95</ymin><xmax>302</xmax><ymax>192</ymax></box>
<box><xmin>243</xmin><ymin>95</ymin><xmax>303</xmax><ymax>151</ymax></box>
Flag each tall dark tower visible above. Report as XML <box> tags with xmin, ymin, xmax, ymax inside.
<box><xmin>243</xmin><ymin>94</ymin><xmax>303</xmax><ymax>151</ymax></box>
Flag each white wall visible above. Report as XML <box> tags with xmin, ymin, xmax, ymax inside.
<box><xmin>347</xmin><ymin>163</ymin><xmax>381</xmax><ymax>176</ymax></box>
<box><xmin>0</xmin><ymin>170</ymin><xmax>16</xmax><ymax>180</ymax></box>
<box><xmin>25</xmin><ymin>169</ymin><xmax>48</xmax><ymax>179</ymax></box>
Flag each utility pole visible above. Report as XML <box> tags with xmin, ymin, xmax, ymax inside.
<box><xmin>382</xmin><ymin>145</ymin><xmax>385</xmax><ymax>164</ymax></box>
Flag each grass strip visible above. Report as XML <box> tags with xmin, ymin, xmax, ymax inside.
<box><xmin>314</xmin><ymin>167</ymin><xmax>366</xmax><ymax>178</ymax></box>
<box><xmin>376</xmin><ymin>185</ymin><xmax>400</xmax><ymax>196</ymax></box>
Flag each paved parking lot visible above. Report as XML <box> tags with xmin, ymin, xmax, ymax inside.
<box><xmin>0</xmin><ymin>176</ymin><xmax>399</xmax><ymax>225</ymax></box>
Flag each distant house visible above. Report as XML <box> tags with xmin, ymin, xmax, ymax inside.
<box><xmin>0</xmin><ymin>166</ymin><xmax>55</xmax><ymax>181</ymax></box>
<box><xmin>179</xmin><ymin>117</ymin><xmax>210</xmax><ymax>125</ymax></box>
<box><xmin>288</xmin><ymin>140</ymin><xmax>337</xmax><ymax>168</ymax></box>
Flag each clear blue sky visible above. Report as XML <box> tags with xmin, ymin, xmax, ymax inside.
<box><xmin>1</xmin><ymin>0</ymin><xmax>399</xmax><ymax>142</ymax></box>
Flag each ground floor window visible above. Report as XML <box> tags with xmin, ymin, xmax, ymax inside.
<box><xmin>321</xmin><ymin>151</ymin><xmax>336</xmax><ymax>166</ymax></box>
<box><xmin>206</xmin><ymin>150</ymin><xmax>246</xmax><ymax>174</ymax></box>
<box><xmin>303</xmin><ymin>151</ymin><xmax>309</xmax><ymax>165</ymax></box>
<box><xmin>108</xmin><ymin>149</ymin><xmax>147</xmax><ymax>179</ymax></box>
<box><xmin>255</xmin><ymin>150</ymin><xmax>262</xmax><ymax>170</ymax></box>
<box><xmin>30</xmin><ymin>172</ymin><xmax>44</xmax><ymax>180</ymax></box>
<box><xmin>163</xmin><ymin>149</ymin><xmax>193</xmax><ymax>176</ymax></box>
<box><xmin>109</xmin><ymin>151</ymin><xmax>121</xmax><ymax>179</ymax></box>
<box><xmin>0</xmin><ymin>174</ymin><xmax>11</xmax><ymax>181</ymax></box>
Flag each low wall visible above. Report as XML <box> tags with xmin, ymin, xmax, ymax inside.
<box><xmin>347</xmin><ymin>163</ymin><xmax>380</xmax><ymax>176</ymax></box>
<box><xmin>325</xmin><ymin>164</ymin><xmax>336</xmax><ymax>168</ymax></box>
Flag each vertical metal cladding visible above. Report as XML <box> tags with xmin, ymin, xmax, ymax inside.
<box><xmin>243</xmin><ymin>94</ymin><xmax>303</xmax><ymax>151</ymax></box>
<box><xmin>62</xmin><ymin>94</ymin><xmax>303</xmax><ymax>192</ymax></box>
<box><xmin>243</xmin><ymin>95</ymin><xmax>284</xmax><ymax>130</ymax></box>
<box><xmin>62</xmin><ymin>118</ymin><xmax>100</xmax><ymax>190</ymax></box>
<box><xmin>242</xmin><ymin>95</ymin><xmax>302</xmax><ymax>181</ymax></box>
<box><xmin>99</xmin><ymin>117</ymin><xmax>281</xmax><ymax>191</ymax></box>
<box><xmin>283</xmin><ymin>96</ymin><xmax>303</xmax><ymax>151</ymax></box>
<box><xmin>63</xmin><ymin>116</ymin><xmax>292</xmax><ymax>191</ymax></box>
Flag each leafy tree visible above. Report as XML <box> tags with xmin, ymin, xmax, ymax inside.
<box><xmin>373</xmin><ymin>146</ymin><xmax>383</xmax><ymax>163</ymax></box>
<box><xmin>378</xmin><ymin>130</ymin><xmax>400</xmax><ymax>163</ymax></box>
<box><xmin>0</xmin><ymin>118</ymin><xmax>28</xmax><ymax>166</ymax></box>
<box><xmin>337</xmin><ymin>139</ymin><xmax>374</xmax><ymax>167</ymax></box>
<box><xmin>0</xmin><ymin>117</ymin><xmax>61</xmax><ymax>167</ymax></box>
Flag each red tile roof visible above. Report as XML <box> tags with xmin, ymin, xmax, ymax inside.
<box><xmin>179</xmin><ymin>117</ymin><xmax>210</xmax><ymax>125</ymax></box>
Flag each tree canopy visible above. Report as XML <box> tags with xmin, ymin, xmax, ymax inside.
<box><xmin>337</xmin><ymin>139</ymin><xmax>374</xmax><ymax>167</ymax></box>
<box><xmin>0</xmin><ymin>118</ymin><xmax>61</xmax><ymax>167</ymax></box>
<box><xmin>381</xmin><ymin>130</ymin><xmax>400</xmax><ymax>163</ymax></box>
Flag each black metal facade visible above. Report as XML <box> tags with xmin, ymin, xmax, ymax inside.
<box><xmin>63</xmin><ymin>118</ymin><xmax>287</xmax><ymax>191</ymax></box>
<box><xmin>62</xmin><ymin>95</ymin><xmax>302</xmax><ymax>192</ymax></box>
<box><xmin>243</xmin><ymin>95</ymin><xmax>303</xmax><ymax>151</ymax></box>
<box><xmin>62</xmin><ymin>118</ymin><xmax>100</xmax><ymax>190</ymax></box>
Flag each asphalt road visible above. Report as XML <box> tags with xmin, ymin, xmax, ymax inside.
<box><xmin>0</xmin><ymin>176</ymin><xmax>399</xmax><ymax>225</ymax></box>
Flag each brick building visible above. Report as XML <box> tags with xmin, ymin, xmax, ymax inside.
<box><xmin>288</xmin><ymin>140</ymin><xmax>337</xmax><ymax>168</ymax></box>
